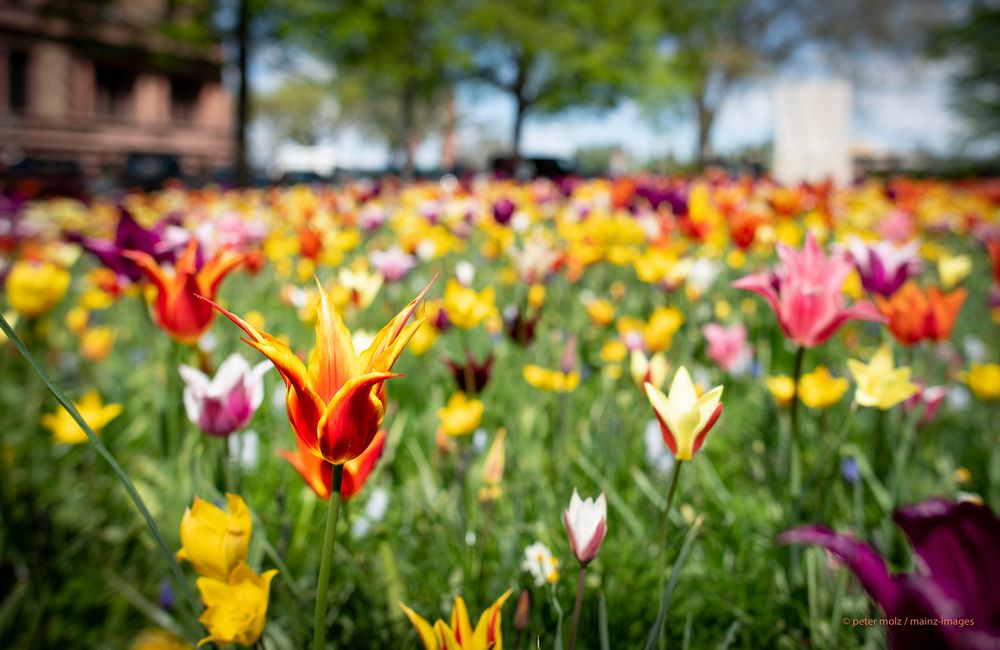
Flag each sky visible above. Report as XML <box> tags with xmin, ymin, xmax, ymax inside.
<box><xmin>249</xmin><ymin>53</ymin><xmax>966</xmax><ymax>171</ymax></box>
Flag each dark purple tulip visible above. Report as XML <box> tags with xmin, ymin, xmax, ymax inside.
<box><xmin>779</xmin><ymin>498</ymin><xmax>1000</xmax><ymax>649</ymax></box>
<box><xmin>434</xmin><ymin>306</ymin><xmax>451</xmax><ymax>332</ymax></box>
<box><xmin>493</xmin><ymin>198</ymin><xmax>516</xmax><ymax>225</ymax></box>
<box><xmin>633</xmin><ymin>185</ymin><xmax>687</xmax><ymax>216</ymax></box>
<box><xmin>445</xmin><ymin>352</ymin><xmax>494</xmax><ymax>394</ymax></box>
<box><xmin>845</xmin><ymin>238</ymin><xmax>922</xmax><ymax>297</ymax></box>
<box><xmin>69</xmin><ymin>207</ymin><xmax>180</xmax><ymax>282</ymax></box>
<box><xmin>503</xmin><ymin>305</ymin><xmax>539</xmax><ymax>346</ymax></box>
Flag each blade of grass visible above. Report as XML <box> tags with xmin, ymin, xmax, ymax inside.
<box><xmin>0</xmin><ymin>314</ymin><xmax>198</xmax><ymax>615</ymax></box>
<box><xmin>599</xmin><ymin>591</ymin><xmax>610</xmax><ymax>650</ymax></box>
<box><xmin>103</xmin><ymin>570</ymin><xmax>188</xmax><ymax>638</ymax></box>
<box><xmin>643</xmin><ymin>515</ymin><xmax>704</xmax><ymax>650</ymax></box>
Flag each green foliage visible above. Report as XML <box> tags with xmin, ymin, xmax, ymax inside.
<box><xmin>931</xmin><ymin>1</ymin><xmax>1000</xmax><ymax>147</ymax></box>
<box><xmin>254</xmin><ymin>77</ymin><xmax>337</xmax><ymax>145</ymax></box>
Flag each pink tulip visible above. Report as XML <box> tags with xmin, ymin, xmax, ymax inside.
<box><xmin>732</xmin><ymin>233</ymin><xmax>883</xmax><ymax>348</ymax></box>
<box><xmin>179</xmin><ymin>354</ymin><xmax>270</xmax><ymax>437</ymax></box>
<box><xmin>905</xmin><ymin>383</ymin><xmax>948</xmax><ymax>427</ymax></box>
<box><xmin>564</xmin><ymin>489</ymin><xmax>607</xmax><ymax>566</ymax></box>
<box><xmin>702</xmin><ymin>323</ymin><xmax>752</xmax><ymax>374</ymax></box>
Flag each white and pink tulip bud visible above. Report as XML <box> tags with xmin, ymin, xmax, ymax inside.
<box><xmin>564</xmin><ymin>489</ymin><xmax>607</xmax><ymax>566</ymax></box>
<box><xmin>179</xmin><ymin>353</ymin><xmax>270</xmax><ymax>437</ymax></box>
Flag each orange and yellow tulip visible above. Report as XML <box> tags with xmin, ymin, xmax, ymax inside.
<box><xmin>126</xmin><ymin>239</ymin><xmax>244</xmax><ymax>343</ymax></box>
<box><xmin>400</xmin><ymin>590</ymin><xmax>512</xmax><ymax>650</ymax></box>
<box><xmin>206</xmin><ymin>278</ymin><xmax>432</xmax><ymax>465</ymax></box>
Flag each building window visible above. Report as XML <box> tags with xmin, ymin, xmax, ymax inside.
<box><xmin>94</xmin><ymin>64</ymin><xmax>135</xmax><ymax>117</ymax></box>
<box><xmin>170</xmin><ymin>77</ymin><xmax>201</xmax><ymax>123</ymax></box>
<box><xmin>8</xmin><ymin>51</ymin><xmax>28</xmax><ymax>114</ymax></box>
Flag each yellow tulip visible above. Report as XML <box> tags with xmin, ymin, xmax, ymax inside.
<box><xmin>400</xmin><ymin>590</ymin><xmax>512</xmax><ymax>650</ymax></box>
<box><xmin>937</xmin><ymin>253</ymin><xmax>972</xmax><ymax>290</ymax></box>
<box><xmin>847</xmin><ymin>344</ymin><xmax>919</xmax><ymax>410</ymax></box>
<box><xmin>196</xmin><ymin>562</ymin><xmax>277</xmax><ymax>648</ymax></box>
<box><xmin>443</xmin><ymin>280</ymin><xmax>496</xmax><ymax>329</ymax></box>
<box><xmin>643</xmin><ymin>306</ymin><xmax>684</xmax><ymax>353</ymax></box>
<box><xmin>713</xmin><ymin>299</ymin><xmax>732</xmax><ymax>321</ymax></box>
<box><xmin>585</xmin><ymin>299</ymin><xmax>615</xmax><ymax>326</ymax></box>
<box><xmin>644</xmin><ymin>366</ymin><xmax>724</xmax><ymax>461</ymax></box>
<box><xmin>599</xmin><ymin>340</ymin><xmax>628</xmax><ymax>364</ymax></box>
<box><xmin>766</xmin><ymin>376</ymin><xmax>795</xmax><ymax>407</ymax></box>
<box><xmin>798</xmin><ymin>366</ymin><xmax>849</xmax><ymax>409</ymax></box>
<box><xmin>437</xmin><ymin>392</ymin><xmax>484</xmax><ymax>436</ymax></box>
<box><xmin>6</xmin><ymin>260</ymin><xmax>70</xmax><ymax>318</ymax></box>
<box><xmin>523</xmin><ymin>365</ymin><xmax>579</xmax><ymax>393</ymax></box>
<box><xmin>176</xmin><ymin>494</ymin><xmax>252</xmax><ymax>580</ymax></box>
<box><xmin>65</xmin><ymin>307</ymin><xmax>90</xmax><ymax>335</ymax></box>
<box><xmin>966</xmin><ymin>363</ymin><xmax>1000</xmax><ymax>401</ymax></box>
<box><xmin>128</xmin><ymin>629</ymin><xmax>190</xmax><ymax>650</ymax></box>
<box><xmin>478</xmin><ymin>428</ymin><xmax>506</xmax><ymax>502</ymax></box>
<box><xmin>81</xmin><ymin>326</ymin><xmax>116</xmax><ymax>361</ymax></box>
<box><xmin>41</xmin><ymin>391</ymin><xmax>122</xmax><ymax>444</ymax></box>
<box><xmin>527</xmin><ymin>283</ymin><xmax>546</xmax><ymax>310</ymax></box>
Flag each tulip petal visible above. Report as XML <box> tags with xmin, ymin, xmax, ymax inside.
<box><xmin>309</xmin><ymin>281</ymin><xmax>358</xmax><ymax>402</ymax></box>
<box><xmin>359</xmin><ymin>276</ymin><xmax>435</xmax><ymax>371</ymax></box>
<box><xmin>399</xmin><ymin>603</ymin><xmax>439</xmax><ymax>650</ymax></box>
<box><xmin>316</xmin><ymin>372</ymin><xmax>398</xmax><ymax>464</ymax></box>
<box><xmin>341</xmin><ymin>430</ymin><xmax>386</xmax><ymax>500</ymax></box>
<box><xmin>778</xmin><ymin>525</ymin><xmax>900</xmax><ymax>614</ymax></box>
<box><xmin>450</xmin><ymin>596</ymin><xmax>474</xmax><ymax>646</ymax></box>
<box><xmin>198</xmin><ymin>248</ymin><xmax>245</xmax><ymax>298</ymax></box>
<box><xmin>472</xmin><ymin>589</ymin><xmax>512</xmax><ymax>647</ymax></box>
<box><xmin>892</xmin><ymin>497</ymin><xmax>1000</xmax><ymax>626</ymax></box>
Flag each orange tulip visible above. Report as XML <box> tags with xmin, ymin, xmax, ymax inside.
<box><xmin>205</xmin><ymin>278</ymin><xmax>432</xmax><ymax>465</ymax></box>
<box><xmin>125</xmin><ymin>240</ymin><xmax>244</xmax><ymax>343</ymax></box>
<box><xmin>987</xmin><ymin>239</ymin><xmax>1000</xmax><ymax>286</ymax></box>
<box><xmin>279</xmin><ymin>430</ymin><xmax>386</xmax><ymax>501</ymax></box>
<box><xmin>874</xmin><ymin>282</ymin><xmax>966</xmax><ymax>346</ymax></box>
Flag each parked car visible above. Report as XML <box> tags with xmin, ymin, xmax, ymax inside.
<box><xmin>491</xmin><ymin>156</ymin><xmax>577</xmax><ymax>180</ymax></box>
<box><xmin>121</xmin><ymin>153</ymin><xmax>183</xmax><ymax>191</ymax></box>
<box><xmin>3</xmin><ymin>158</ymin><xmax>86</xmax><ymax>198</ymax></box>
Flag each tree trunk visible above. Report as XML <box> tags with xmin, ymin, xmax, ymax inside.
<box><xmin>440</xmin><ymin>90</ymin><xmax>458</xmax><ymax>172</ymax></box>
<box><xmin>235</xmin><ymin>0</ymin><xmax>250</xmax><ymax>186</ymax></box>
<box><xmin>399</xmin><ymin>82</ymin><xmax>417</xmax><ymax>181</ymax></box>
<box><xmin>694</xmin><ymin>94</ymin><xmax>715</xmax><ymax>168</ymax></box>
<box><xmin>512</xmin><ymin>96</ymin><xmax>527</xmax><ymax>163</ymax></box>
<box><xmin>510</xmin><ymin>56</ymin><xmax>531</xmax><ymax>162</ymax></box>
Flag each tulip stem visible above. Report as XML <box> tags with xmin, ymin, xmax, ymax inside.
<box><xmin>657</xmin><ymin>460</ymin><xmax>684</xmax><ymax>650</ymax></box>
<box><xmin>566</xmin><ymin>565</ymin><xmax>588</xmax><ymax>650</ymax></box>
<box><xmin>789</xmin><ymin>346</ymin><xmax>805</xmax><ymax>505</ymax></box>
<box><xmin>313</xmin><ymin>464</ymin><xmax>344</xmax><ymax>650</ymax></box>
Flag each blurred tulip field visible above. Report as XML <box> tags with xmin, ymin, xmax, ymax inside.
<box><xmin>1</xmin><ymin>176</ymin><xmax>1000</xmax><ymax>649</ymax></box>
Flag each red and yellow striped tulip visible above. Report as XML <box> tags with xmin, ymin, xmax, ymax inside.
<box><xmin>205</xmin><ymin>278</ymin><xmax>432</xmax><ymax>465</ymax></box>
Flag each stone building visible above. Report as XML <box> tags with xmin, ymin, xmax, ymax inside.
<box><xmin>0</xmin><ymin>0</ymin><xmax>233</xmax><ymax>180</ymax></box>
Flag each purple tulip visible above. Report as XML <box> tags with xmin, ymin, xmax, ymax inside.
<box><xmin>845</xmin><ymin>237</ymin><xmax>922</xmax><ymax>297</ymax></box>
<box><xmin>493</xmin><ymin>198</ymin><xmax>516</xmax><ymax>225</ymax></box>
<box><xmin>779</xmin><ymin>498</ymin><xmax>1000</xmax><ymax>649</ymax></box>
<box><xmin>369</xmin><ymin>246</ymin><xmax>416</xmax><ymax>282</ymax></box>
<box><xmin>178</xmin><ymin>354</ymin><xmax>270</xmax><ymax>437</ymax></box>
<box><xmin>444</xmin><ymin>352</ymin><xmax>494</xmax><ymax>394</ymax></box>
<box><xmin>69</xmin><ymin>207</ymin><xmax>181</xmax><ymax>282</ymax></box>
<box><xmin>633</xmin><ymin>184</ymin><xmax>687</xmax><ymax>216</ymax></box>
<box><xmin>503</xmin><ymin>305</ymin><xmax>540</xmax><ymax>346</ymax></box>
